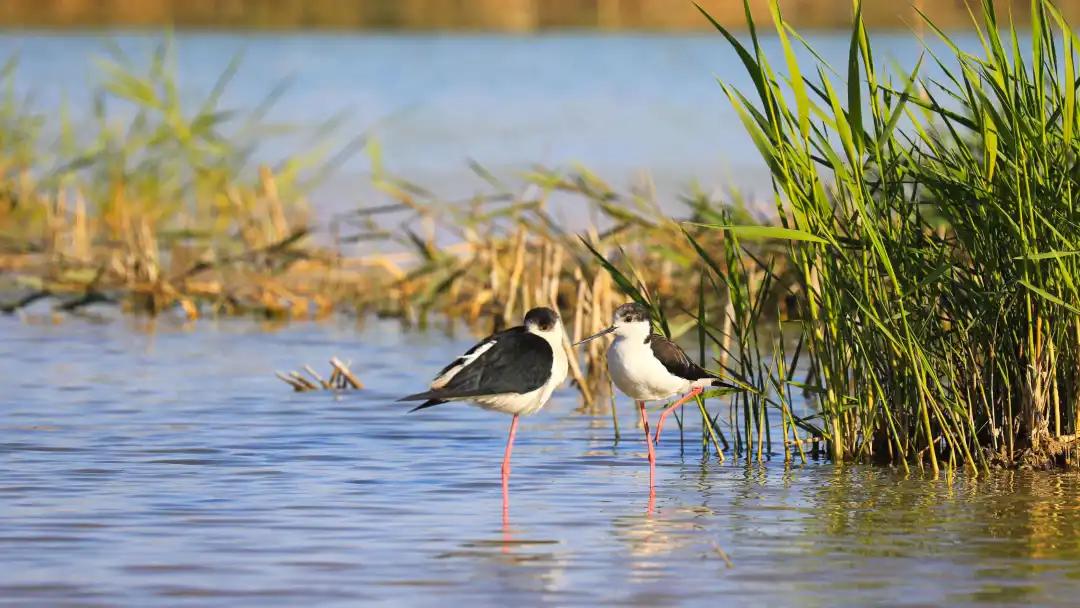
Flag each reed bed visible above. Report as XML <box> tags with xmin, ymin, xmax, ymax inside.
<box><xmin>0</xmin><ymin>41</ymin><xmax>792</xmax><ymax>412</ymax></box>
<box><xmin>0</xmin><ymin>44</ymin><xmax>351</xmax><ymax>319</ymax></box>
<box><xmin>623</xmin><ymin>0</ymin><xmax>1080</xmax><ymax>471</ymax></box>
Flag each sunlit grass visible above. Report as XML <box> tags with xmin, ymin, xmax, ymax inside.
<box><xmin>627</xmin><ymin>0</ymin><xmax>1080</xmax><ymax>470</ymax></box>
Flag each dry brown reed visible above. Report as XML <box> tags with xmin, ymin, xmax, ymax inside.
<box><xmin>277</xmin><ymin>357</ymin><xmax>364</xmax><ymax>392</ymax></box>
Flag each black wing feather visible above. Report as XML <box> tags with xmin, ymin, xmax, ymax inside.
<box><xmin>400</xmin><ymin>328</ymin><xmax>553</xmax><ymax>408</ymax></box>
<box><xmin>646</xmin><ymin>333</ymin><xmax>731</xmax><ymax>387</ymax></box>
<box><xmin>429</xmin><ymin>328</ymin><xmax>506</xmax><ymax>381</ymax></box>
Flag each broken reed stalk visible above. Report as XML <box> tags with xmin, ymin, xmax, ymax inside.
<box><xmin>329</xmin><ymin>357</ymin><xmax>364</xmax><ymax>389</ymax></box>
<box><xmin>277</xmin><ymin>357</ymin><xmax>363</xmax><ymax>392</ymax></box>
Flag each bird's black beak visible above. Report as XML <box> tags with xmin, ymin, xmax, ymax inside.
<box><xmin>573</xmin><ymin>326</ymin><xmax>615</xmax><ymax>346</ymax></box>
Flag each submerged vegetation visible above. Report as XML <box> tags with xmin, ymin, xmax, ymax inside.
<box><xmin>5</xmin><ymin>0</ymin><xmax>1080</xmax><ymax>471</ymax></box>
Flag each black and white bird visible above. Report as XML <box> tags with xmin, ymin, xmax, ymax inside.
<box><xmin>399</xmin><ymin>307</ymin><xmax>568</xmax><ymax>504</ymax></box>
<box><xmin>575</xmin><ymin>302</ymin><xmax>732</xmax><ymax>487</ymax></box>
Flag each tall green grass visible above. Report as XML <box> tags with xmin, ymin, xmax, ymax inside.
<box><xmin>654</xmin><ymin>0</ymin><xmax>1080</xmax><ymax>471</ymax></box>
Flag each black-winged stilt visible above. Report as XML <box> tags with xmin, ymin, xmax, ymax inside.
<box><xmin>575</xmin><ymin>302</ymin><xmax>732</xmax><ymax>488</ymax></box>
<box><xmin>399</xmin><ymin>307</ymin><xmax>568</xmax><ymax>510</ymax></box>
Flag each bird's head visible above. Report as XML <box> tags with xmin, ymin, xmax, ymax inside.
<box><xmin>523</xmin><ymin>307</ymin><xmax>563</xmax><ymax>336</ymax></box>
<box><xmin>574</xmin><ymin>302</ymin><xmax>651</xmax><ymax>346</ymax></box>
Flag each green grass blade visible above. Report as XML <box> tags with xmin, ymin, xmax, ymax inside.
<box><xmin>687</xmin><ymin>223</ymin><xmax>828</xmax><ymax>245</ymax></box>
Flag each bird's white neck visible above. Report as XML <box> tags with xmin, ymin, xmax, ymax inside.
<box><xmin>529</xmin><ymin>322</ymin><xmax>568</xmax><ymax>360</ymax></box>
<box><xmin>613</xmin><ymin>321</ymin><xmax>652</xmax><ymax>344</ymax></box>
<box><xmin>529</xmin><ymin>321</ymin><xmax>569</xmax><ymax>395</ymax></box>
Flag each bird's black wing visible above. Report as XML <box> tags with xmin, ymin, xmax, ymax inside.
<box><xmin>646</xmin><ymin>333</ymin><xmax>726</xmax><ymax>385</ymax></box>
<box><xmin>399</xmin><ymin>329</ymin><xmax>553</xmax><ymax>410</ymax></box>
<box><xmin>429</xmin><ymin>328</ymin><xmax>507</xmax><ymax>387</ymax></box>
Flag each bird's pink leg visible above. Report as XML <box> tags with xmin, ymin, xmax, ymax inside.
<box><xmin>501</xmin><ymin>414</ymin><xmax>520</xmax><ymax>517</ymax></box>
<box><xmin>653</xmin><ymin>387</ymin><xmax>703</xmax><ymax>445</ymax></box>
<box><xmin>638</xmin><ymin>401</ymin><xmax>656</xmax><ymax>489</ymax></box>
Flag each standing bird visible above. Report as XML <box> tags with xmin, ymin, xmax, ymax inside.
<box><xmin>399</xmin><ymin>307</ymin><xmax>568</xmax><ymax>510</ymax></box>
<box><xmin>575</xmin><ymin>302</ymin><xmax>732</xmax><ymax>488</ymax></box>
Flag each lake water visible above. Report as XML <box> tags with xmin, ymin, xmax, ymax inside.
<box><xmin>4</xmin><ymin>312</ymin><xmax>1080</xmax><ymax>606</ymax></box>
<box><xmin>0</xmin><ymin>30</ymin><xmax>984</xmax><ymax>223</ymax></box>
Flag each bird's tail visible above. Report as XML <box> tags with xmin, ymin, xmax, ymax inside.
<box><xmin>408</xmin><ymin>399</ymin><xmax>448</xmax><ymax>413</ymax></box>
<box><xmin>397</xmin><ymin>390</ymin><xmax>450</xmax><ymax>413</ymax></box>
<box><xmin>710</xmin><ymin>377</ymin><xmax>738</xmax><ymax>391</ymax></box>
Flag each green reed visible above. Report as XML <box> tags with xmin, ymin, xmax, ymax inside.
<box><xmin>655</xmin><ymin>0</ymin><xmax>1080</xmax><ymax>470</ymax></box>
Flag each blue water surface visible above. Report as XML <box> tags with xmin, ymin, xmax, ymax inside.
<box><xmin>2</xmin><ymin>312</ymin><xmax>1080</xmax><ymax>606</ymax></box>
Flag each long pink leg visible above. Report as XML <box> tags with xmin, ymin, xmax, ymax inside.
<box><xmin>653</xmin><ymin>387</ymin><xmax>703</xmax><ymax>445</ymax></box>
<box><xmin>501</xmin><ymin>414</ymin><xmax>520</xmax><ymax>517</ymax></box>
<box><xmin>638</xmin><ymin>401</ymin><xmax>656</xmax><ymax>489</ymax></box>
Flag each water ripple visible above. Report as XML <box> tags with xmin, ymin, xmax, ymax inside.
<box><xmin>3</xmin><ymin>316</ymin><xmax>1080</xmax><ymax>606</ymax></box>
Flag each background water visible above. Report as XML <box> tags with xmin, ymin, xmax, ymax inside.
<box><xmin>4</xmin><ymin>312</ymin><xmax>1080</xmax><ymax>606</ymax></box>
<box><xmin>0</xmin><ymin>31</ymin><xmax>980</xmax><ymax>223</ymax></box>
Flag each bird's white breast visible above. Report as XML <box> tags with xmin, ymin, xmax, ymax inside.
<box><xmin>607</xmin><ymin>336</ymin><xmax>688</xmax><ymax>401</ymax></box>
<box><xmin>536</xmin><ymin>330</ymin><xmax>569</xmax><ymax>410</ymax></box>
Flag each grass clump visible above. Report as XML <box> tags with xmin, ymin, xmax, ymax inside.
<box><xmin>660</xmin><ymin>0</ymin><xmax>1080</xmax><ymax>470</ymax></box>
<box><xmin>0</xmin><ymin>40</ymin><xmax>374</xmax><ymax>319</ymax></box>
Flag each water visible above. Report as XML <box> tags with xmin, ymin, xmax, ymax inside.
<box><xmin>4</xmin><ymin>313</ymin><xmax>1080</xmax><ymax>606</ymax></box>
<box><xmin>0</xmin><ymin>31</ymin><xmax>982</xmax><ymax>220</ymax></box>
